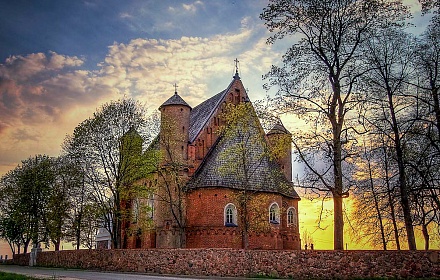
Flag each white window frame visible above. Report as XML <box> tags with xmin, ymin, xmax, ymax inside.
<box><xmin>269</xmin><ymin>202</ymin><xmax>280</xmax><ymax>224</ymax></box>
<box><xmin>224</xmin><ymin>203</ymin><xmax>237</xmax><ymax>226</ymax></box>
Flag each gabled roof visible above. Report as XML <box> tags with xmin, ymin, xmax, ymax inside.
<box><xmin>186</xmin><ymin>114</ymin><xmax>299</xmax><ymax>199</ymax></box>
<box><xmin>159</xmin><ymin>92</ymin><xmax>192</xmax><ymax>109</ymax></box>
<box><xmin>188</xmin><ymin>79</ymin><xmax>235</xmax><ymax>143</ymax></box>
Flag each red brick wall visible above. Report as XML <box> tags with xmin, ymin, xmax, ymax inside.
<box><xmin>11</xmin><ymin>249</ymin><xmax>440</xmax><ymax>279</ymax></box>
<box><xmin>189</xmin><ymin>78</ymin><xmax>248</xmax><ymax>174</ymax></box>
<box><xmin>160</xmin><ymin>103</ymin><xmax>190</xmax><ymax>164</ymax></box>
<box><xmin>185</xmin><ymin>188</ymin><xmax>300</xmax><ymax>249</ymax></box>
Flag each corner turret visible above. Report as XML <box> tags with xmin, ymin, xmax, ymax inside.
<box><xmin>267</xmin><ymin>120</ymin><xmax>292</xmax><ymax>182</ymax></box>
<box><xmin>159</xmin><ymin>89</ymin><xmax>191</xmax><ymax>164</ymax></box>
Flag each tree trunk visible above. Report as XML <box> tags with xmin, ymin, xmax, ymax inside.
<box><xmin>431</xmin><ymin>87</ymin><xmax>440</xmax><ymax>141</ymax></box>
<box><xmin>368</xmin><ymin>157</ymin><xmax>387</xmax><ymax>250</ymax></box>
<box><xmin>54</xmin><ymin>239</ymin><xmax>60</xmax><ymax>251</ymax></box>
<box><xmin>75</xmin><ymin>219</ymin><xmax>81</xmax><ymax>250</ymax></box>
<box><xmin>422</xmin><ymin>223</ymin><xmax>429</xmax><ymax>250</ymax></box>
<box><xmin>395</xmin><ymin>137</ymin><xmax>416</xmax><ymax>250</ymax></box>
<box><xmin>333</xmin><ymin>127</ymin><xmax>344</xmax><ymax>250</ymax></box>
<box><xmin>23</xmin><ymin>240</ymin><xmax>30</xmax><ymax>254</ymax></box>
<box><xmin>330</xmin><ymin>76</ymin><xmax>345</xmax><ymax>251</ymax></box>
<box><xmin>383</xmin><ymin>142</ymin><xmax>401</xmax><ymax>250</ymax></box>
<box><xmin>179</xmin><ymin>227</ymin><xmax>186</xmax><ymax>248</ymax></box>
<box><xmin>333</xmin><ymin>194</ymin><xmax>344</xmax><ymax>250</ymax></box>
<box><xmin>387</xmin><ymin>91</ymin><xmax>416</xmax><ymax>250</ymax></box>
<box><xmin>241</xmin><ymin>201</ymin><xmax>249</xmax><ymax>250</ymax></box>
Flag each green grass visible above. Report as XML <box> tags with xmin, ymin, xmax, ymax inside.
<box><xmin>0</xmin><ymin>271</ymin><xmax>44</xmax><ymax>280</ymax></box>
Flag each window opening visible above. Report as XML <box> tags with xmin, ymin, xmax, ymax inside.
<box><xmin>269</xmin><ymin>203</ymin><xmax>280</xmax><ymax>224</ymax></box>
<box><xmin>224</xmin><ymin>203</ymin><xmax>237</xmax><ymax>227</ymax></box>
<box><xmin>287</xmin><ymin>207</ymin><xmax>297</xmax><ymax>227</ymax></box>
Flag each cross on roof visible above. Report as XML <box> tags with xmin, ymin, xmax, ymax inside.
<box><xmin>174</xmin><ymin>83</ymin><xmax>178</xmax><ymax>94</ymax></box>
<box><xmin>234</xmin><ymin>58</ymin><xmax>239</xmax><ymax>75</ymax></box>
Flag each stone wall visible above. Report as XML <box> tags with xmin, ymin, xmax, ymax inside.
<box><xmin>11</xmin><ymin>249</ymin><xmax>440</xmax><ymax>279</ymax></box>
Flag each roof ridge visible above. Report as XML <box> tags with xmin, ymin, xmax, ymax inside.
<box><xmin>188</xmin><ymin>78</ymin><xmax>236</xmax><ymax>143</ymax></box>
<box><xmin>186</xmin><ymin>117</ymin><xmax>299</xmax><ymax>199</ymax></box>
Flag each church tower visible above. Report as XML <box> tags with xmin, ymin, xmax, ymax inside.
<box><xmin>155</xmin><ymin>86</ymin><xmax>191</xmax><ymax>248</ymax></box>
<box><xmin>159</xmin><ymin>86</ymin><xmax>191</xmax><ymax>164</ymax></box>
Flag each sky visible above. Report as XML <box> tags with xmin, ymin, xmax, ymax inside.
<box><xmin>0</xmin><ymin>0</ymin><xmax>436</xmax><ymax>256</ymax></box>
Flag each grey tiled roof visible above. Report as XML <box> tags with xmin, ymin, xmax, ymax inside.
<box><xmin>186</xmin><ymin>118</ymin><xmax>299</xmax><ymax>199</ymax></box>
<box><xmin>188</xmin><ymin>80</ymin><xmax>234</xmax><ymax>143</ymax></box>
<box><xmin>154</xmin><ymin>77</ymin><xmax>299</xmax><ymax>199</ymax></box>
<box><xmin>159</xmin><ymin>93</ymin><xmax>192</xmax><ymax>109</ymax></box>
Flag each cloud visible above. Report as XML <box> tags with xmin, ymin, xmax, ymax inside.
<box><xmin>11</xmin><ymin>128</ymin><xmax>40</xmax><ymax>142</ymax></box>
<box><xmin>0</xmin><ymin>51</ymin><xmax>116</xmax><ymax>175</ymax></box>
<box><xmin>119</xmin><ymin>12</ymin><xmax>133</xmax><ymax>19</ymax></box>
<box><xmin>0</xmin><ymin>52</ymin><xmax>84</xmax><ymax>83</ymax></box>
<box><xmin>97</xmin><ymin>26</ymin><xmax>273</xmax><ymax>109</ymax></box>
<box><xmin>182</xmin><ymin>1</ymin><xmax>204</xmax><ymax>13</ymax></box>
<box><xmin>0</xmin><ymin>25</ymin><xmax>282</xmax><ymax>177</ymax></box>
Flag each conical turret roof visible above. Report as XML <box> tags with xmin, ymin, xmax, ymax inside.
<box><xmin>159</xmin><ymin>92</ymin><xmax>191</xmax><ymax>109</ymax></box>
<box><xmin>267</xmin><ymin>120</ymin><xmax>291</xmax><ymax>135</ymax></box>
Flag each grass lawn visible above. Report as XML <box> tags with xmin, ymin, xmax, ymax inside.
<box><xmin>0</xmin><ymin>271</ymin><xmax>45</xmax><ymax>280</ymax></box>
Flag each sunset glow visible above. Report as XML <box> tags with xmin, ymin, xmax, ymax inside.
<box><xmin>0</xmin><ymin>0</ymin><xmax>437</xmax><ymax>256</ymax></box>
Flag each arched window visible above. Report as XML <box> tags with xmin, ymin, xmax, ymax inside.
<box><xmin>287</xmin><ymin>207</ymin><xmax>297</xmax><ymax>227</ymax></box>
<box><xmin>269</xmin><ymin>202</ymin><xmax>280</xmax><ymax>224</ymax></box>
<box><xmin>224</xmin><ymin>203</ymin><xmax>237</xmax><ymax>227</ymax></box>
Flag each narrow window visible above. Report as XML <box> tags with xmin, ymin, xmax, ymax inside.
<box><xmin>269</xmin><ymin>203</ymin><xmax>280</xmax><ymax>224</ymax></box>
<box><xmin>287</xmin><ymin>207</ymin><xmax>297</xmax><ymax>227</ymax></box>
<box><xmin>226</xmin><ymin>208</ymin><xmax>233</xmax><ymax>224</ymax></box>
<box><xmin>224</xmin><ymin>203</ymin><xmax>237</xmax><ymax>227</ymax></box>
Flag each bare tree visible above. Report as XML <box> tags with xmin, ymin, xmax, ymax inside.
<box><xmin>261</xmin><ymin>0</ymin><xmax>410</xmax><ymax>250</ymax></box>
<box><xmin>361</xmin><ymin>26</ymin><xmax>417</xmax><ymax>249</ymax></box>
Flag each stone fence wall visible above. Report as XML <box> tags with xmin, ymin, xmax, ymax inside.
<box><xmin>11</xmin><ymin>249</ymin><xmax>440</xmax><ymax>279</ymax></box>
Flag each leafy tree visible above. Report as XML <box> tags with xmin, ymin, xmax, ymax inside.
<box><xmin>45</xmin><ymin>156</ymin><xmax>82</xmax><ymax>251</ymax></box>
<box><xmin>0</xmin><ymin>155</ymin><xmax>56</xmax><ymax>253</ymax></box>
<box><xmin>62</xmin><ymin>168</ymin><xmax>99</xmax><ymax>250</ymax></box>
<box><xmin>62</xmin><ymin>98</ymin><xmax>158</xmax><ymax>249</ymax></box>
<box><xmin>216</xmin><ymin>102</ymin><xmax>293</xmax><ymax>249</ymax></box>
<box><xmin>261</xmin><ymin>0</ymin><xmax>410</xmax><ymax>250</ymax></box>
<box><xmin>219</xmin><ymin>102</ymin><xmax>271</xmax><ymax>249</ymax></box>
<box><xmin>419</xmin><ymin>0</ymin><xmax>439</xmax><ymax>14</ymax></box>
<box><xmin>0</xmin><ymin>215</ymin><xmax>23</xmax><ymax>255</ymax></box>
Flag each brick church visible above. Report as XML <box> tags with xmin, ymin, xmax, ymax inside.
<box><xmin>105</xmin><ymin>68</ymin><xmax>301</xmax><ymax>250</ymax></box>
